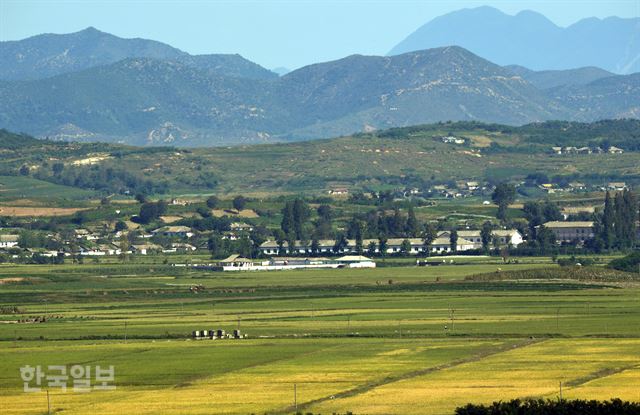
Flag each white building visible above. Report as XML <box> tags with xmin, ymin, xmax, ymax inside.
<box><xmin>543</xmin><ymin>221</ymin><xmax>594</xmax><ymax>243</ymax></box>
<box><xmin>0</xmin><ymin>235</ymin><xmax>19</xmax><ymax>249</ymax></box>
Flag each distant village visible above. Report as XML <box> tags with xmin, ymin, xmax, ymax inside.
<box><xmin>1</xmin><ymin>176</ymin><xmax>637</xmax><ymax>269</ymax></box>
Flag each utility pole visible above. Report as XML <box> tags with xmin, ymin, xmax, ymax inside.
<box><xmin>559</xmin><ymin>381</ymin><xmax>563</xmax><ymax>401</ymax></box>
<box><xmin>46</xmin><ymin>389</ymin><xmax>51</xmax><ymax>414</ymax></box>
<box><xmin>294</xmin><ymin>383</ymin><xmax>297</xmax><ymax>412</ymax></box>
<box><xmin>450</xmin><ymin>307</ymin><xmax>455</xmax><ymax>331</ymax></box>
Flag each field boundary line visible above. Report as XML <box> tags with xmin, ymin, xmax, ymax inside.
<box><xmin>273</xmin><ymin>337</ymin><xmax>545</xmax><ymax>414</ymax></box>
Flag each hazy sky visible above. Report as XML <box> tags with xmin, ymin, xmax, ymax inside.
<box><xmin>1</xmin><ymin>0</ymin><xmax>638</xmax><ymax>70</ymax></box>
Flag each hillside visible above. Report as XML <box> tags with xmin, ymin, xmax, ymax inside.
<box><xmin>549</xmin><ymin>73</ymin><xmax>640</xmax><ymax>120</ymax></box>
<box><xmin>2</xmin><ymin>120</ymin><xmax>638</xmax><ymax>196</ymax></box>
<box><xmin>0</xmin><ymin>129</ymin><xmax>44</xmax><ymax>149</ymax></box>
<box><xmin>505</xmin><ymin>65</ymin><xmax>615</xmax><ymax>90</ymax></box>
<box><xmin>0</xmin><ymin>58</ymin><xmax>284</xmax><ymax>145</ymax></box>
<box><xmin>4</xmin><ymin>45</ymin><xmax>637</xmax><ymax>146</ymax></box>
<box><xmin>277</xmin><ymin>47</ymin><xmax>568</xmax><ymax>139</ymax></box>
<box><xmin>0</xmin><ymin>27</ymin><xmax>277</xmax><ymax>81</ymax></box>
<box><xmin>389</xmin><ymin>6</ymin><xmax>640</xmax><ymax>74</ymax></box>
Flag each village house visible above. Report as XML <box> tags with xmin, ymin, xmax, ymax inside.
<box><xmin>131</xmin><ymin>243</ymin><xmax>163</xmax><ymax>255</ymax></box>
<box><xmin>608</xmin><ymin>146</ymin><xmax>624</xmax><ymax>154</ymax></box>
<box><xmin>152</xmin><ymin>226</ymin><xmax>194</xmax><ymax>238</ymax></box>
<box><xmin>441</xmin><ymin>136</ymin><xmax>465</xmax><ymax>144</ymax></box>
<box><xmin>607</xmin><ymin>182</ymin><xmax>627</xmax><ymax>191</ymax></box>
<box><xmin>171</xmin><ymin>243</ymin><xmax>197</xmax><ymax>252</ymax></box>
<box><xmin>74</xmin><ymin>229</ymin><xmax>99</xmax><ymax>241</ymax></box>
<box><xmin>543</xmin><ymin>221</ymin><xmax>594</xmax><ymax>243</ymax></box>
<box><xmin>568</xmin><ymin>182</ymin><xmax>587</xmax><ymax>191</ymax></box>
<box><xmin>80</xmin><ymin>244</ymin><xmax>121</xmax><ymax>256</ymax></box>
<box><xmin>328</xmin><ymin>188</ymin><xmax>349</xmax><ymax>196</ymax></box>
<box><xmin>448</xmin><ymin>229</ymin><xmax>523</xmax><ymax>249</ymax></box>
<box><xmin>170</xmin><ymin>198</ymin><xmax>190</xmax><ymax>206</ymax></box>
<box><xmin>230</xmin><ymin>222</ymin><xmax>254</xmax><ymax>232</ymax></box>
<box><xmin>0</xmin><ymin>235</ymin><xmax>20</xmax><ymax>249</ymax></box>
<box><xmin>561</xmin><ymin>206</ymin><xmax>595</xmax><ymax>220</ymax></box>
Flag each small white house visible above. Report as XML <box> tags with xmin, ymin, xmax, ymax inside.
<box><xmin>0</xmin><ymin>235</ymin><xmax>20</xmax><ymax>249</ymax></box>
<box><xmin>152</xmin><ymin>226</ymin><xmax>194</xmax><ymax>238</ymax></box>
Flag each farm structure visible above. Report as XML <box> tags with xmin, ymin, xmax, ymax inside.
<box><xmin>193</xmin><ymin>254</ymin><xmax>376</xmax><ymax>272</ymax></box>
<box><xmin>258</xmin><ymin>230</ymin><xmax>522</xmax><ymax>256</ymax></box>
<box><xmin>192</xmin><ymin>329</ymin><xmax>245</xmax><ymax>339</ymax></box>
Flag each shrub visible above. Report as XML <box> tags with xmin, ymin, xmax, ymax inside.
<box><xmin>455</xmin><ymin>398</ymin><xmax>640</xmax><ymax>415</ymax></box>
<box><xmin>608</xmin><ymin>252</ymin><xmax>640</xmax><ymax>273</ymax></box>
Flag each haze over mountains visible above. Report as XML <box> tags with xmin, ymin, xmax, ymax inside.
<box><xmin>0</xmin><ymin>10</ymin><xmax>638</xmax><ymax>147</ymax></box>
<box><xmin>389</xmin><ymin>6</ymin><xmax>640</xmax><ymax>74</ymax></box>
<box><xmin>0</xmin><ymin>26</ymin><xmax>277</xmax><ymax>81</ymax></box>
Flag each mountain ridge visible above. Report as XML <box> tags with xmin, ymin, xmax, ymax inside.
<box><xmin>0</xmin><ymin>26</ymin><xmax>277</xmax><ymax>80</ymax></box>
<box><xmin>0</xmin><ymin>28</ymin><xmax>638</xmax><ymax>147</ymax></box>
<box><xmin>389</xmin><ymin>6</ymin><xmax>640</xmax><ymax>74</ymax></box>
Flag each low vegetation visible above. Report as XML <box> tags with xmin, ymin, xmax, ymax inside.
<box><xmin>455</xmin><ymin>398</ymin><xmax>640</xmax><ymax>415</ymax></box>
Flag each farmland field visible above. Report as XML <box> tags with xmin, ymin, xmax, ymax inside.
<box><xmin>0</xmin><ymin>261</ymin><xmax>639</xmax><ymax>414</ymax></box>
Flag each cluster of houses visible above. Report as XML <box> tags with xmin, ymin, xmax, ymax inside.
<box><xmin>550</xmin><ymin>146</ymin><xmax>624</xmax><ymax>155</ymax></box>
<box><xmin>539</xmin><ymin>182</ymin><xmax>627</xmax><ymax>194</ymax></box>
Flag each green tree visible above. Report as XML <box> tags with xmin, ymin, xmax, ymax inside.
<box><xmin>333</xmin><ymin>233</ymin><xmax>348</xmax><ymax>254</ymax></box>
<box><xmin>492</xmin><ymin>182</ymin><xmax>516</xmax><ymax>221</ymax></box>
<box><xmin>52</xmin><ymin>163</ymin><xmax>64</xmax><ymax>175</ymax></box>
<box><xmin>118</xmin><ymin>234</ymin><xmax>130</xmax><ymax>263</ymax></box>
<box><xmin>480</xmin><ymin>221</ymin><xmax>493</xmax><ymax>253</ymax></box>
<box><xmin>449</xmin><ymin>230</ymin><xmax>458</xmax><ymax>253</ymax></box>
<box><xmin>367</xmin><ymin>241</ymin><xmax>377</xmax><ymax>256</ymax></box>
<box><xmin>207</xmin><ymin>235</ymin><xmax>225</xmax><ymax>259</ymax></box>
<box><xmin>292</xmin><ymin>199</ymin><xmax>310</xmax><ymax>240</ymax></box>
<box><xmin>310</xmin><ymin>238</ymin><xmax>320</xmax><ymax>255</ymax></box>
<box><xmin>138</xmin><ymin>202</ymin><xmax>161</xmax><ymax>224</ymax></box>
<box><xmin>232</xmin><ymin>195</ymin><xmax>247</xmax><ymax>211</ymax></box>
<box><xmin>378</xmin><ymin>236</ymin><xmax>388</xmax><ymax>257</ymax></box>
<box><xmin>206</xmin><ymin>196</ymin><xmax>219</xmax><ymax>209</ymax></box>
<box><xmin>406</xmin><ymin>207</ymin><xmax>420</xmax><ymax>237</ymax></box>
<box><xmin>114</xmin><ymin>220</ymin><xmax>128</xmax><ymax>232</ymax></box>
<box><xmin>601</xmin><ymin>191</ymin><xmax>615</xmax><ymax>248</ymax></box>
<box><xmin>422</xmin><ymin>223</ymin><xmax>437</xmax><ymax>256</ymax></box>
<box><xmin>536</xmin><ymin>226</ymin><xmax>556</xmax><ymax>254</ymax></box>
<box><xmin>135</xmin><ymin>193</ymin><xmax>147</xmax><ymax>204</ymax></box>
<box><xmin>400</xmin><ymin>239</ymin><xmax>411</xmax><ymax>255</ymax></box>
<box><xmin>354</xmin><ymin>222</ymin><xmax>364</xmax><ymax>254</ymax></box>
<box><xmin>280</xmin><ymin>201</ymin><xmax>295</xmax><ymax>237</ymax></box>
<box><xmin>317</xmin><ymin>204</ymin><xmax>332</xmax><ymax>221</ymax></box>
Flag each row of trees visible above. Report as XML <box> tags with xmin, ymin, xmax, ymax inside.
<box><xmin>596</xmin><ymin>190</ymin><xmax>638</xmax><ymax>250</ymax></box>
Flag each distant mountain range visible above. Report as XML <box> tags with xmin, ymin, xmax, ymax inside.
<box><xmin>0</xmin><ymin>27</ymin><xmax>277</xmax><ymax>80</ymax></box>
<box><xmin>389</xmin><ymin>6</ymin><xmax>640</xmax><ymax>74</ymax></box>
<box><xmin>0</xmin><ymin>25</ymin><xmax>638</xmax><ymax>146</ymax></box>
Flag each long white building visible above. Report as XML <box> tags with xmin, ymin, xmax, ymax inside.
<box><xmin>258</xmin><ymin>229</ymin><xmax>522</xmax><ymax>256</ymax></box>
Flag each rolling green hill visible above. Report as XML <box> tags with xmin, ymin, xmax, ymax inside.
<box><xmin>1</xmin><ymin>120</ymin><xmax>638</xmax><ymax>196</ymax></box>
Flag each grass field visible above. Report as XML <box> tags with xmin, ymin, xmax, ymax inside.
<box><xmin>0</xmin><ymin>261</ymin><xmax>639</xmax><ymax>414</ymax></box>
<box><xmin>0</xmin><ymin>176</ymin><xmax>95</xmax><ymax>202</ymax></box>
